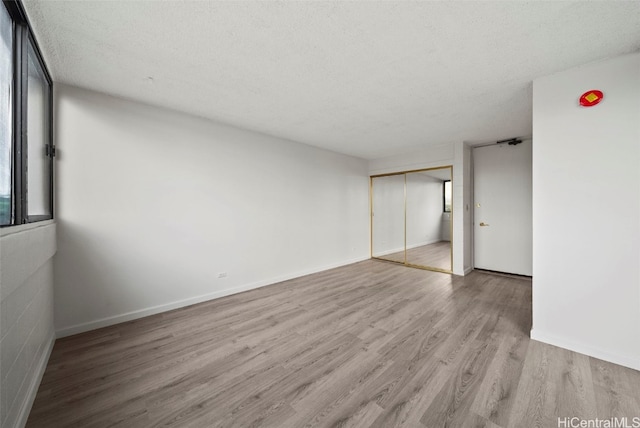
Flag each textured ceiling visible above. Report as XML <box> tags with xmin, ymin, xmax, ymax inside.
<box><xmin>23</xmin><ymin>1</ymin><xmax>640</xmax><ymax>160</ymax></box>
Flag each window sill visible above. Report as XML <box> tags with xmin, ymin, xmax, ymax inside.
<box><xmin>0</xmin><ymin>219</ymin><xmax>55</xmax><ymax>238</ymax></box>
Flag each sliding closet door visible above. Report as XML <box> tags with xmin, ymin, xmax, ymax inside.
<box><xmin>371</xmin><ymin>166</ymin><xmax>453</xmax><ymax>273</ymax></box>
<box><xmin>372</xmin><ymin>174</ymin><xmax>405</xmax><ymax>263</ymax></box>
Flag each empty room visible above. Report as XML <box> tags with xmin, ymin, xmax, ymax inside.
<box><xmin>1</xmin><ymin>1</ymin><xmax>639</xmax><ymax>427</ymax></box>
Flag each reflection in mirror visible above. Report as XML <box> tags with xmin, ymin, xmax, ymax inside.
<box><xmin>405</xmin><ymin>168</ymin><xmax>452</xmax><ymax>271</ymax></box>
<box><xmin>372</xmin><ymin>174</ymin><xmax>405</xmax><ymax>263</ymax></box>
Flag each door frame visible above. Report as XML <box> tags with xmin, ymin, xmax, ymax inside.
<box><xmin>471</xmin><ymin>139</ymin><xmax>533</xmax><ymax>276</ymax></box>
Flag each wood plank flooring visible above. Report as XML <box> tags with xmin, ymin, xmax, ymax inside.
<box><xmin>26</xmin><ymin>260</ymin><xmax>640</xmax><ymax>427</ymax></box>
<box><xmin>379</xmin><ymin>241</ymin><xmax>451</xmax><ymax>271</ymax></box>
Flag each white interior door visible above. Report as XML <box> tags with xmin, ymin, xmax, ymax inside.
<box><xmin>473</xmin><ymin>141</ymin><xmax>532</xmax><ymax>275</ymax></box>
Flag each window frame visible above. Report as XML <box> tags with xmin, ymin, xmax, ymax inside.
<box><xmin>2</xmin><ymin>0</ymin><xmax>54</xmax><ymax>227</ymax></box>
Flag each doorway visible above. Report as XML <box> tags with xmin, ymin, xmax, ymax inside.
<box><xmin>473</xmin><ymin>140</ymin><xmax>532</xmax><ymax>276</ymax></box>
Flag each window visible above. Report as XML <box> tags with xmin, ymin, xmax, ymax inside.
<box><xmin>0</xmin><ymin>5</ymin><xmax>12</xmax><ymax>225</ymax></box>
<box><xmin>443</xmin><ymin>180</ymin><xmax>452</xmax><ymax>212</ymax></box>
<box><xmin>1</xmin><ymin>0</ymin><xmax>54</xmax><ymax>227</ymax></box>
<box><xmin>26</xmin><ymin>38</ymin><xmax>52</xmax><ymax>218</ymax></box>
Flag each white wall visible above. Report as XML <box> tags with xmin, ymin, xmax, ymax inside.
<box><xmin>369</xmin><ymin>143</ymin><xmax>469</xmax><ymax>275</ymax></box>
<box><xmin>452</xmin><ymin>141</ymin><xmax>473</xmax><ymax>275</ymax></box>
<box><xmin>54</xmin><ymin>84</ymin><xmax>370</xmax><ymax>337</ymax></box>
<box><xmin>532</xmin><ymin>53</ymin><xmax>640</xmax><ymax>370</ymax></box>
<box><xmin>369</xmin><ymin>144</ymin><xmax>454</xmax><ymax>176</ymax></box>
<box><xmin>0</xmin><ymin>222</ymin><xmax>56</xmax><ymax>428</ymax></box>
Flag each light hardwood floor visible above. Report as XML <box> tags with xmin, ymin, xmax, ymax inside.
<box><xmin>27</xmin><ymin>261</ymin><xmax>640</xmax><ymax>427</ymax></box>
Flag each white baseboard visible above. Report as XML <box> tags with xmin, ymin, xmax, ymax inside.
<box><xmin>463</xmin><ymin>267</ymin><xmax>474</xmax><ymax>275</ymax></box>
<box><xmin>16</xmin><ymin>328</ymin><xmax>55</xmax><ymax>428</ymax></box>
<box><xmin>530</xmin><ymin>329</ymin><xmax>640</xmax><ymax>371</ymax></box>
<box><xmin>56</xmin><ymin>256</ymin><xmax>370</xmax><ymax>338</ymax></box>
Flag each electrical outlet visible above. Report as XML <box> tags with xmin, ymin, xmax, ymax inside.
<box><xmin>218</xmin><ymin>272</ymin><xmax>227</xmax><ymax>278</ymax></box>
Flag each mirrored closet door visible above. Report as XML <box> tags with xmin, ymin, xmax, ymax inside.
<box><xmin>371</xmin><ymin>166</ymin><xmax>452</xmax><ymax>273</ymax></box>
<box><xmin>372</xmin><ymin>174</ymin><xmax>405</xmax><ymax>263</ymax></box>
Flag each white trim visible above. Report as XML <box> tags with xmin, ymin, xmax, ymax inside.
<box><xmin>0</xmin><ymin>220</ymin><xmax>55</xmax><ymax>238</ymax></box>
<box><xmin>463</xmin><ymin>267</ymin><xmax>474</xmax><ymax>275</ymax></box>
<box><xmin>530</xmin><ymin>329</ymin><xmax>640</xmax><ymax>371</ymax></box>
<box><xmin>56</xmin><ymin>256</ymin><xmax>370</xmax><ymax>338</ymax></box>
<box><xmin>15</xmin><ymin>329</ymin><xmax>55</xmax><ymax>428</ymax></box>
